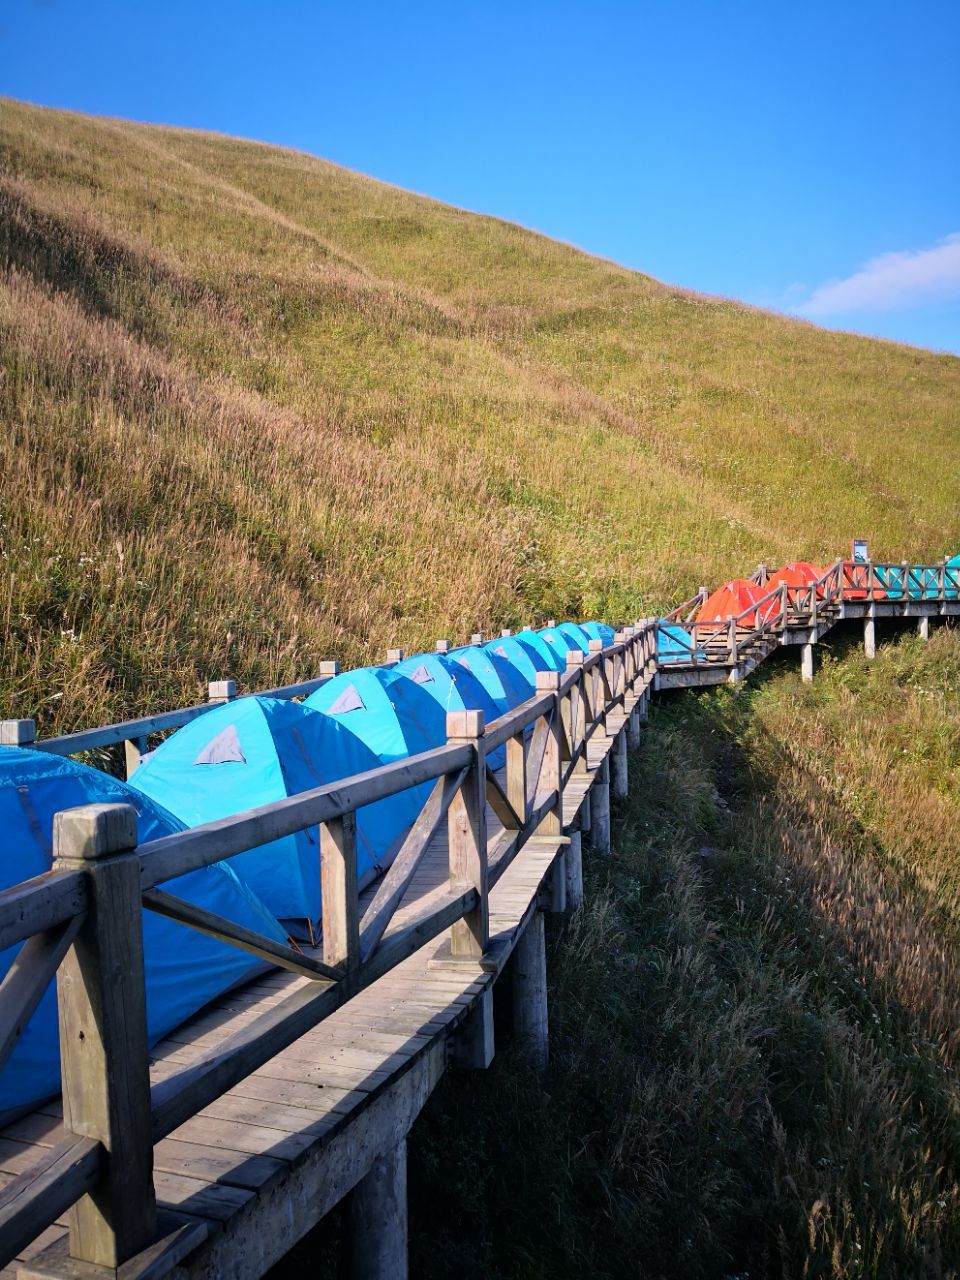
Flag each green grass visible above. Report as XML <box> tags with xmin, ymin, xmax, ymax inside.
<box><xmin>2</xmin><ymin>96</ymin><xmax>959</xmax><ymax>733</ymax></box>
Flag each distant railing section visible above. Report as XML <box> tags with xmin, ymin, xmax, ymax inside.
<box><xmin>658</xmin><ymin>555</ymin><xmax>959</xmax><ymax>670</ymax></box>
<box><xmin>0</xmin><ymin>622</ymin><xmax>656</xmax><ymax>1272</ymax></box>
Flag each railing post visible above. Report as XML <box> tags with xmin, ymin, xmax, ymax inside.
<box><xmin>321</xmin><ymin>812</ymin><xmax>359</xmax><ymax>972</ymax></box>
<box><xmin>563</xmin><ymin>652</ymin><xmax>587</xmax><ymax>774</ymax></box>
<box><xmin>445</xmin><ymin>711</ymin><xmax>488</xmax><ymax>959</ymax></box>
<box><xmin>385</xmin><ymin>648</ymin><xmax>404</xmax><ymax>665</ymax></box>
<box><xmin>436</xmin><ymin>639</ymin><xmax>451</xmax><ymax>655</ymax></box>
<box><xmin>727</xmin><ymin>617</ymin><xmax>738</xmax><ymax>666</ymax></box>
<box><xmin>534</xmin><ymin>671</ymin><xmax>565</xmax><ymax>913</ymax></box>
<box><xmin>53</xmin><ymin>803</ymin><xmax>157</xmax><ymax>1269</ymax></box>
<box><xmin>207</xmin><ymin>679</ymin><xmax>236</xmax><ymax>703</ymax></box>
<box><xmin>470</xmin><ymin>632</ymin><xmax>483</xmax><ymax>645</ymax></box>
<box><xmin>0</xmin><ymin>718</ymin><xmax>36</xmax><ymax>746</ymax></box>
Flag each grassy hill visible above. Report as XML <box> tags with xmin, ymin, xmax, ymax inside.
<box><xmin>2</xmin><ymin>96</ymin><xmax>959</xmax><ymax>733</ymax></box>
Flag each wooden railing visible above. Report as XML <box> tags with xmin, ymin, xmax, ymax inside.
<box><xmin>0</xmin><ymin>623</ymin><xmax>656</xmax><ymax>1272</ymax></box>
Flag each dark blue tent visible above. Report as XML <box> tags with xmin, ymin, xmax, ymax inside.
<box><xmin>0</xmin><ymin>747</ymin><xmax>286</xmax><ymax>1125</ymax></box>
<box><xmin>131</xmin><ymin>696</ymin><xmax>412</xmax><ymax>931</ymax></box>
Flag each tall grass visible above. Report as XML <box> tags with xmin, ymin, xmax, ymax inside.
<box><xmin>2</xmin><ymin>96</ymin><xmax>960</xmax><ymax>734</ymax></box>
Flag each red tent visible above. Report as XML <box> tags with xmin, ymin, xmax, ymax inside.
<box><xmin>767</xmin><ymin>561</ymin><xmax>826</xmax><ymax>601</ymax></box>
<box><xmin>697</xmin><ymin>578</ymin><xmax>777</xmax><ymax>627</ymax></box>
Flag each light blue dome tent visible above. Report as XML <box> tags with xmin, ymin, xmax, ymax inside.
<box><xmin>538</xmin><ymin>625</ymin><xmax>579</xmax><ymax>665</ymax></box>
<box><xmin>578</xmin><ymin>621</ymin><xmax>616</xmax><ymax>647</ymax></box>
<box><xmin>392</xmin><ymin>653</ymin><xmax>506</xmax><ymax>769</ymax></box>
<box><xmin>556</xmin><ymin>622</ymin><xmax>593</xmax><ymax>653</ymax></box>
<box><xmin>513</xmin><ymin>629</ymin><xmax>565</xmax><ymax>673</ymax></box>
<box><xmin>947</xmin><ymin>554</ymin><xmax>960</xmax><ymax>601</ymax></box>
<box><xmin>305</xmin><ymin>667</ymin><xmax>447</xmax><ymax>762</ymax></box>
<box><xmin>483</xmin><ymin>636</ymin><xmax>544</xmax><ymax>691</ymax></box>
<box><xmin>657</xmin><ymin>622</ymin><xmax>707</xmax><ymax>663</ymax></box>
<box><xmin>130</xmin><ymin>696</ymin><xmax>404</xmax><ymax>936</ymax></box>
<box><xmin>305</xmin><ymin>668</ymin><xmax>448</xmax><ymax>860</ymax></box>
<box><xmin>448</xmin><ymin>645</ymin><xmax>530</xmax><ymax>717</ymax></box>
<box><xmin>0</xmin><ymin>747</ymin><xmax>286</xmax><ymax>1125</ymax></box>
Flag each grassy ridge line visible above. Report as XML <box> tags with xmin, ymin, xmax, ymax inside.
<box><xmin>2</xmin><ymin>98</ymin><xmax>959</xmax><ymax>735</ymax></box>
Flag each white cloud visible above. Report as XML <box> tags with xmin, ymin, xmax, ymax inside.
<box><xmin>798</xmin><ymin>232</ymin><xmax>960</xmax><ymax>316</ymax></box>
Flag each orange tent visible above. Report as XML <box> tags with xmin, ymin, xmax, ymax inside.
<box><xmin>697</xmin><ymin>578</ymin><xmax>777</xmax><ymax>627</ymax></box>
<box><xmin>766</xmin><ymin>561</ymin><xmax>826</xmax><ymax>601</ymax></box>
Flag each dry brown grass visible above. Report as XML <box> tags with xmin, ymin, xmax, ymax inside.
<box><xmin>2</xmin><ymin>97</ymin><xmax>960</xmax><ymax>734</ymax></box>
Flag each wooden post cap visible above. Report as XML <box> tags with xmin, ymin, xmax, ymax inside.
<box><xmin>207</xmin><ymin>679</ymin><xmax>236</xmax><ymax>702</ymax></box>
<box><xmin>536</xmin><ymin>671</ymin><xmax>561</xmax><ymax>691</ymax></box>
<box><xmin>0</xmin><ymin>718</ymin><xmax>36</xmax><ymax>746</ymax></box>
<box><xmin>588</xmin><ymin>639</ymin><xmax>603</xmax><ymax>653</ymax></box>
<box><xmin>565</xmin><ymin>649</ymin><xmax>584</xmax><ymax>667</ymax></box>
<box><xmin>446</xmin><ymin>709</ymin><xmax>484</xmax><ymax>738</ymax></box>
<box><xmin>470</xmin><ymin>632</ymin><xmax>483</xmax><ymax>646</ymax></box>
<box><xmin>500</xmin><ymin>628</ymin><xmax>512</xmax><ymax>637</ymax></box>
<box><xmin>53</xmin><ymin>803</ymin><xmax>138</xmax><ymax>861</ymax></box>
<box><xmin>386</xmin><ymin>648</ymin><xmax>404</xmax><ymax>664</ymax></box>
<box><xmin>546</xmin><ymin>619</ymin><xmax>556</xmax><ymax>628</ymax></box>
<box><xmin>318</xmin><ymin>660</ymin><xmax>339</xmax><ymax>677</ymax></box>
<box><xmin>435</xmin><ymin>639</ymin><xmax>451</xmax><ymax>654</ymax></box>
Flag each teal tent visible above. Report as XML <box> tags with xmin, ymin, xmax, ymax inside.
<box><xmin>131</xmin><ymin>696</ymin><xmax>403</xmax><ymax>932</ymax></box>
<box><xmin>0</xmin><ymin>747</ymin><xmax>286</xmax><ymax>1125</ymax></box>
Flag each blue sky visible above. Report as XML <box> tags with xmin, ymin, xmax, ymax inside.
<box><xmin>3</xmin><ymin>1</ymin><xmax>959</xmax><ymax>353</ymax></box>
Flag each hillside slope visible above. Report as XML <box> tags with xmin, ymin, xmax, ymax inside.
<box><xmin>2</xmin><ymin>98</ymin><xmax>959</xmax><ymax>732</ymax></box>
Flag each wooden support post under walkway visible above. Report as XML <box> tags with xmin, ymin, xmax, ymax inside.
<box><xmin>565</xmin><ymin>831</ymin><xmax>584</xmax><ymax>910</ymax></box>
<box><xmin>864</xmin><ymin>616</ymin><xmax>877</xmax><ymax>660</ymax></box>
<box><xmin>801</xmin><ymin>641</ymin><xmax>815</xmax><ymax>683</ymax></box>
<box><xmin>590</xmin><ymin>756</ymin><xmax>611</xmax><ymax>854</ymax></box>
<box><xmin>611</xmin><ymin>729</ymin><xmax>629</xmax><ymax>799</ymax></box>
<box><xmin>919</xmin><ymin>615</ymin><xmax>931</xmax><ymax>641</ymax></box>
<box><xmin>627</xmin><ymin>706</ymin><xmax>642</xmax><ymax>750</ymax></box>
<box><xmin>344</xmin><ymin>1138</ymin><xmax>408</xmax><ymax>1280</ymax></box>
<box><xmin>511</xmin><ymin>911</ymin><xmax>548</xmax><ymax>1071</ymax></box>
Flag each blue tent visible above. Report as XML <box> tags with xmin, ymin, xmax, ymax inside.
<box><xmin>580</xmin><ymin>621</ymin><xmax>617</xmax><ymax>647</ymax></box>
<box><xmin>393</xmin><ymin>653</ymin><xmax>506</xmax><ymax>769</ymax></box>
<box><xmin>538</xmin><ymin>626</ymin><xmax>579</xmax><ymax>665</ymax></box>
<box><xmin>449</xmin><ymin>646</ymin><xmax>530</xmax><ymax>718</ymax></box>
<box><xmin>305</xmin><ymin>668</ymin><xmax>448</xmax><ymax>851</ymax></box>
<box><xmin>305</xmin><ymin>667</ymin><xmax>447</xmax><ymax>760</ymax></box>
<box><xmin>131</xmin><ymin>696</ymin><xmax>408</xmax><ymax>930</ymax></box>
<box><xmin>0</xmin><ymin>747</ymin><xmax>286</xmax><ymax>1125</ymax></box>
<box><xmin>557</xmin><ymin>622</ymin><xmax>594</xmax><ymax>653</ymax></box>
<box><xmin>513</xmin><ymin>629</ymin><xmax>565</xmax><ymax>673</ymax></box>
<box><xmin>483</xmin><ymin>637</ymin><xmax>542</xmax><ymax>692</ymax></box>
<box><xmin>947</xmin><ymin>554</ymin><xmax>960</xmax><ymax>602</ymax></box>
<box><xmin>657</xmin><ymin>623</ymin><xmax>706</xmax><ymax>663</ymax></box>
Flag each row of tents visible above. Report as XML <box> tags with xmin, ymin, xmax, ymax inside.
<box><xmin>0</xmin><ymin>622</ymin><xmax>614</xmax><ymax>1123</ymax></box>
<box><xmin>657</xmin><ymin>555</ymin><xmax>960</xmax><ymax>663</ymax></box>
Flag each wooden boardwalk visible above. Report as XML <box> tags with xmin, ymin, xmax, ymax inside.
<box><xmin>0</xmin><ymin>629</ymin><xmax>650</xmax><ymax>1279</ymax></box>
<box><xmin>0</xmin><ymin>552</ymin><xmax>953</xmax><ymax>1279</ymax></box>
